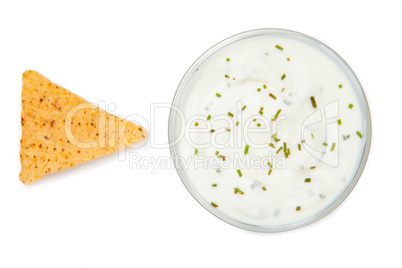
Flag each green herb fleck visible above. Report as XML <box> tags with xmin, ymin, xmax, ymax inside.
<box><xmin>263</xmin><ymin>84</ymin><xmax>267</xmax><ymax>89</ymax></box>
<box><xmin>237</xmin><ymin>169</ymin><xmax>243</xmax><ymax>177</ymax></box>
<box><xmin>310</xmin><ymin>96</ymin><xmax>317</xmax><ymax>108</ymax></box>
<box><xmin>228</xmin><ymin>112</ymin><xmax>234</xmax><ymax>117</ymax></box>
<box><xmin>349</xmin><ymin>103</ymin><xmax>354</xmax><ymax>109</ymax></box>
<box><xmin>236</xmin><ymin>121</ymin><xmax>239</xmax><ymax>126</ymax></box>
<box><xmin>234</xmin><ymin>187</ymin><xmax>244</xmax><ymax>195</ymax></box>
<box><xmin>323</xmin><ymin>143</ymin><xmax>328</xmax><ymax>146</ymax></box>
<box><xmin>356</xmin><ymin>131</ymin><xmax>363</xmax><ymax>138</ymax></box>
<box><xmin>207</xmin><ymin>115</ymin><xmax>211</xmax><ymax>121</ymax></box>
<box><xmin>211</xmin><ymin>202</ymin><xmax>218</xmax><ymax>208</ymax></box>
<box><xmin>338</xmin><ymin>119</ymin><xmax>342</xmax><ymax>125</ymax></box>
<box><xmin>276</xmin><ymin>147</ymin><xmax>283</xmax><ymax>154</ymax></box>
<box><xmin>268</xmin><ymin>169</ymin><xmax>272</xmax><ymax>176</ymax></box>
<box><xmin>298</xmin><ymin>144</ymin><xmax>301</xmax><ymax>151</ymax></box>
<box><xmin>195</xmin><ymin>149</ymin><xmax>198</xmax><ymax>155</ymax></box>
<box><xmin>194</xmin><ymin>122</ymin><xmax>199</xmax><ymax>126</ymax></box>
<box><xmin>257</xmin><ymin>123</ymin><xmax>261</xmax><ymax>127</ymax></box>
<box><xmin>244</xmin><ymin>145</ymin><xmax>249</xmax><ymax>155</ymax></box>
<box><xmin>216</xmin><ymin>93</ymin><xmax>222</xmax><ymax>98</ymax></box>
<box><xmin>210</xmin><ymin>129</ymin><xmax>215</xmax><ymax>133</ymax></box>
<box><xmin>272</xmin><ymin>109</ymin><xmax>282</xmax><ymax>121</ymax></box>
<box><xmin>226</xmin><ymin>58</ymin><xmax>230</xmax><ymax>62</ymax></box>
<box><xmin>305</xmin><ymin>178</ymin><xmax>311</xmax><ymax>183</ymax></box>
<box><xmin>212</xmin><ymin>184</ymin><xmax>217</xmax><ymax>187</ymax></box>
<box><xmin>257</xmin><ymin>88</ymin><xmax>261</xmax><ymax>92</ymax></box>
<box><xmin>276</xmin><ymin>45</ymin><xmax>284</xmax><ymax>50</ymax></box>
<box><xmin>331</xmin><ymin>143</ymin><xmax>336</xmax><ymax>152</ymax></box>
<box><xmin>242</xmin><ymin>105</ymin><xmax>247</xmax><ymax>110</ymax></box>
<box><xmin>310</xmin><ymin>166</ymin><xmax>316</xmax><ymax>169</ymax></box>
<box><xmin>225</xmin><ymin>74</ymin><xmax>230</xmax><ymax>79</ymax></box>
<box><xmin>281</xmin><ymin>74</ymin><xmax>286</xmax><ymax>80</ymax></box>
<box><xmin>296</xmin><ymin>206</ymin><xmax>301</xmax><ymax>211</ymax></box>
<box><xmin>269</xmin><ymin>143</ymin><xmax>276</xmax><ymax>148</ymax></box>
<box><xmin>268</xmin><ymin>162</ymin><xmax>273</xmax><ymax>168</ymax></box>
<box><xmin>269</xmin><ymin>93</ymin><xmax>277</xmax><ymax>100</ymax></box>
<box><xmin>262</xmin><ymin>186</ymin><xmax>267</xmax><ymax>191</ymax></box>
<box><xmin>339</xmin><ymin>84</ymin><xmax>343</xmax><ymax>89</ymax></box>
<box><xmin>215</xmin><ymin>151</ymin><xmax>219</xmax><ymax>155</ymax></box>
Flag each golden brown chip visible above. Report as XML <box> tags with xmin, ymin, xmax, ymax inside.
<box><xmin>19</xmin><ymin>70</ymin><xmax>147</xmax><ymax>184</ymax></box>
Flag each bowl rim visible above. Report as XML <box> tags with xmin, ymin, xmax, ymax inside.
<box><xmin>168</xmin><ymin>28</ymin><xmax>372</xmax><ymax>233</ymax></box>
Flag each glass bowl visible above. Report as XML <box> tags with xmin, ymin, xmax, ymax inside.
<box><xmin>168</xmin><ymin>28</ymin><xmax>372</xmax><ymax>232</ymax></box>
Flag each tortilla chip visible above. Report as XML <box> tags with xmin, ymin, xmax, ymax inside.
<box><xmin>19</xmin><ymin>70</ymin><xmax>147</xmax><ymax>184</ymax></box>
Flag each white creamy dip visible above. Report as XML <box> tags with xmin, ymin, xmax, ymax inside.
<box><xmin>171</xmin><ymin>30</ymin><xmax>369</xmax><ymax>230</ymax></box>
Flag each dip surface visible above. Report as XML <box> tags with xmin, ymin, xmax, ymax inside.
<box><xmin>171</xmin><ymin>30</ymin><xmax>369</xmax><ymax>230</ymax></box>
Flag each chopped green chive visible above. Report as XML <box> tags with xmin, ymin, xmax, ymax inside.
<box><xmin>274</xmin><ymin>137</ymin><xmax>281</xmax><ymax>142</ymax></box>
<box><xmin>268</xmin><ymin>169</ymin><xmax>272</xmax><ymax>176</ymax></box>
<box><xmin>281</xmin><ymin>87</ymin><xmax>285</xmax><ymax>92</ymax></box>
<box><xmin>323</xmin><ymin>143</ymin><xmax>328</xmax><ymax>146</ymax></box>
<box><xmin>257</xmin><ymin>88</ymin><xmax>261</xmax><ymax>92</ymax></box>
<box><xmin>225</xmin><ymin>74</ymin><xmax>230</xmax><ymax>79</ymax></box>
<box><xmin>272</xmin><ymin>133</ymin><xmax>277</xmax><ymax>138</ymax></box>
<box><xmin>212</xmin><ymin>184</ymin><xmax>217</xmax><ymax>187</ymax></box>
<box><xmin>338</xmin><ymin>119</ymin><xmax>342</xmax><ymax>125</ymax></box>
<box><xmin>356</xmin><ymin>131</ymin><xmax>363</xmax><ymax>138</ymax></box>
<box><xmin>234</xmin><ymin>187</ymin><xmax>245</xmax><ymax>195</ymax></box>
<box><xmin>257</xmin><ymin>123</ymin><xmax>261</xmax><ymax>127</ymax></box>
<box><xmin>228</xmin><ymin>112</ymin><xmax>234</xmax><ymax>117</ymax></box>
<box><xmin>331</xmin><ymin>143</ymin><xmax>336</xmax><ymax>152</ymax></box>
<box><xmin>215</xmin><ymin>151</ymin><xmax>219</xmax><ymax>155</ymax></box>
<box><xmin>281</xmin><ymin>74</ymin><xmax>286</xmax><ymax>80</ymax></box>
<box><xmin>305</xmin><ymin>178</ymin><xmax>311</xmax><ymax>183</ymax></box>
<box><xmin>275</xmin><ymin>44</ymin><xmax>283</xmax><ymax>50</ymax></box>
<box><xmin>207</xmin><ymin>115</ymin><xmax>211</xmax><ymax>121</ymax></box>
<box><xmin>349</xmin><ymin>103</ymin><xmax>354</xmax><ymax>109</ymax></box>
<box><xmin>310</xmin><ymin>166</ymin><xmax>316</xmax><ymax>169</ymax></box>
<box><xmin>226</xmin><ymin>58</ymin><xmax>230</xmax><ymax>62</ymax></box>
<box><xmin>216</xmin><ymin>93</ymin><xmax>222</xmax><ymax>98</ymax></box>
<box><xmin>195</xmin><ymin>149</ymin><xmax>198</xmax><ymax>155</ymax></box>
<box><xmin>263</xmin><ymin>84</ymin><xmax>267</xmax><ymax>89</ymax></box>
<box><xmin>310</xmin><ymin>96</ymin><xmax>317</xmax><ymax>108</ymax></box>
<box><xmin>259</xmin><ymin>110</ymin><xmax>263</xmax><ymax>115</ymax></box>
<box><xmin>339</xmin><ymin>84</ymin><xmax>343</xmax><ymax>89</ymax></box>
<box><xmin>269</xmin><ymin>143</ymin><xmax>276</xmax><ymax>148</ymax></box>
<box><xmin>262</xmin><ymin>186</ymin><xmax>267</xmax><ymax>191</ymax></box>
<box><xmin>272</xmin><ymin>109</ymin><xmax>282</xmax><ymax>121</ymax></box>
<box><xmin>268</xmin><ymin>162</ymin><xmax>273</xmax><ymax>168</ymax></box>
<box><xmin>242</xmin><ymin>105</ymin><xmax>247</xmax><ymax>110</ymax></box>
<box><xmin>253</xmin><ymin>119</ymin><xmax>257</xmax><ymax>122</ymax></box>
<box><xmin>296</xmin><ymin>206</ymin><xmax>301</xmax><ymax>211</ymax></box>
<box><xmin>283</xmin><ymin>142</ymin><xmax>288</xmax><ymax>158</ymax></box>
<box><xmin>287</xmin><ymin>58</ymin><xmax>290</xmax><ymax>61</ymax></box>
<box><xmin>301</xmin><ymin>140</ymin><xmax>306</xmax><ymax>143</ymax></box>
<box><xmin>244</xmin><ymin>145</ymin><xmax>249</xmax><ymax>155</ymax></box>
<box><xmin>298</xmin><ymin>144</ymin><xmax>301</xmax><ymax>151</ymax></box>
<box><xmin>236</xmin><ymin>121</ymin><xmax>239</xmax><ymax>126</ymax></box>
<box><xmin>194</xmin><ymin>122</ymin><xmax>199</xmax><ymax>126</ymax></box>
<box><xmin>237</xmin><ymin>169</ymin><xmax>243</xmax><ymax>177</ymax></box>
<box><xmin>225</xmin><ymin>128</ymin><xmax>231</xmax><ymax>132</ymax></box>
<box><xmin>211</xmin><ymin>202</ymin><xmax>218</xmax><ymax>208</ymax></box>
<box><xmin>276</xmin><ymin>147</ymin><xmax>283</xmax><ymax>154</ymax></box>
<box><xmin>269</xmin><ymin>93</ymin><xmax>277</xmax><ymax>100</ymax></box>
<box><xmin>311</xmin><ymin>133</ymin><xmax>315</xmax><ymax>140</ymax></box>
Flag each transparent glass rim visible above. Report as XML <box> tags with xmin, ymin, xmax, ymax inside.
<box><xmin>168</xmin><ymin>28</ymin><xmax>372</xmax><ymax>233</ymax></box>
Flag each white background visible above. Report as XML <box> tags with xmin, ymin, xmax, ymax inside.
<box><xmin>0</xmin><ymin>0</ymin><xmax>401</xmax><ymax>267</ymax></box>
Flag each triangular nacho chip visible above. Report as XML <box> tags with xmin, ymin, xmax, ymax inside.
<box><xmin>19</xmin><ymin>70</ymin><xmax>147</xmax><ymax>184</ymax></box>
